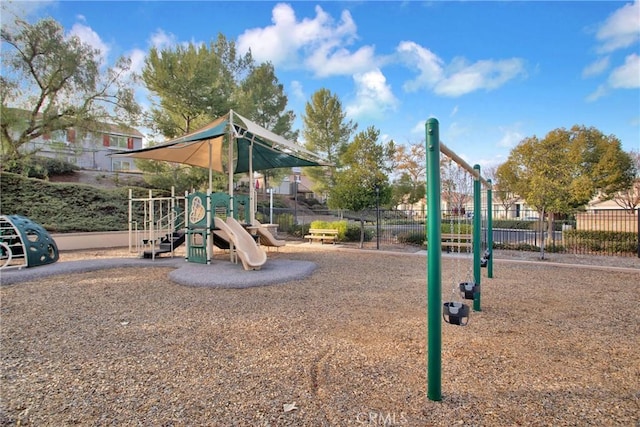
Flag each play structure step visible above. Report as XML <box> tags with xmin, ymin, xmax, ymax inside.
<box><xmin>143</xmin><ymin>230</ymin><xmax>186</xmax><ymax>258</ymax></box>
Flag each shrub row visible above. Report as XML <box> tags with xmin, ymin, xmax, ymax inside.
<box><xmin>0</xmin><ymin>172</ymin><xmax>153</xmax><ymax>232</ymax></box>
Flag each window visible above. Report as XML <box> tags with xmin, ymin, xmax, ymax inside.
<box><xmin>110</xmin><ymin>135</ymin><xmax>128</xmax><ymax>148</ymax></box>
<box><xmin>112</xmin><ymin>160</ymin><xmax>131</xmax><ymax>171</ymax></box>
<box><xmin>103</xmin><ymin>134</ymin><xmax>134</xmax><ymax>149</ymax></box>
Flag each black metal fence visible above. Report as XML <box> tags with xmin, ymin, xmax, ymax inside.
<box><xmin>257</xmin><ymin>206</ymin><xmax>640</xmax><ymax>258</ymax></box>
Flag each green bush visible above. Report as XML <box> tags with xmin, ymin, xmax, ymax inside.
<box><xmin>492</xmin><ymin>219</ymin><xmax>572</xmax><ymax>232</ymax></box>
<box><xmin>299</xmin><ymin>197</ymin><xmax>323</xmax><ymax>208</ymax></box>
<box><xmin>4</xmin><ymin>156</ymin><xmax>79</xmax><ymax>179</ymax></box>
<box><xmin>256</xmin><ymin>197</ymin><xmax>288</xmax><ymax>209</ymax></box>
<box><xmin>397</xmin><ymin>231</ymin><xmax>426</xmax><ymax>246</ymax></box>
<box><xmin>275</xmin><ymin>213</ymin><xmax>295</xmax><ymax>233</ymax></box>
<box><xmin>493</xmin><ymin>242</ymin><xmax>539</xmax><ymax>252</ymax></box>
<box><xmin>563</xmin><ymin>229</ymin><xmax>637</xmax><ymax>255</ymax></box>
<box><xmin>309</xmin><ymin>220</ymin><xmax>348</xmax><ymax>240</ymax></box>
<box><xmin>0</xmin><ymin>172</ymin><xmax>150</xmax><ymax>232</ymax></box>
<box><xmin>344</xmin><ymin>224</ymin><xmax>373</xmax><ymax>242</ymax></box>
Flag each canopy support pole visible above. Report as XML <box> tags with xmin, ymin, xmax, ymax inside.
<box><xmin>249</xmin><ymin>142</ymin><xmax>254</xmax><ymax>224</ymax></box>
<box><xmin>228</xmin><ymin>110</ymin><xmax>235</xmax><ymax>218</ymax></box>
<box><xmin>208</xmin><ymin>140</ymin><xmax>213</xmax><ymax>193</ymax></box>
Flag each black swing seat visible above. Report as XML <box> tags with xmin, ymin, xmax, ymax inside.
<box><xmin>480</xmin><ymin>249</ymin><xmax>491</xmax><ymax>268</ymax></box>
<box><xmin>459</xmin><ymin>282</ymin><xmax>479</xmax><ymax>300</ymax></box>
<box><xmin>443</xmin><ymin>302</ymin><xmax>470</xmax><ymax>326</ymax></box>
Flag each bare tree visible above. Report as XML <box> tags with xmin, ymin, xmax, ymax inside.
<box><xmin>441</xmin><ymin>156</ymin><xmax>473</xmax><ymax>215</ymax></box>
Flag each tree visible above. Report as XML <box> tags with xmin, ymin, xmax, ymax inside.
<box><xmin>391</xmin><ymin>172</ymin><xmax>425</xmax><ymax>212</ymax></box>
<box><xmin>1</xmin><ymin>17</ymin><xmax>140</xmax><ymax>170</ymax></box>
<box><xmin>613</xmin><ymin>150</ymin><xmax>640</xmax><ymax>211</ymax></box>
<box><xmin>235</xmin><ymin>62</ymin><xmax>299</xmax><ymax>193</ymax></box>
<box><xmin>496</xmin><ymin>125</ymin><xmax>635</xmax><ymax>254</ymax></box>
<box><xmin>142</xmin><ymin>34</ymin><xmax>253</xmax><ymax>138</ymax></box>
<box><xmin>140</xmin><ymin>34</ymin><xmax>253</xmax><ymax>190</ymax></box>
<box><xmin>302</xmin><ymin>89</ymin><xmax>356</xmax><ymax>198</ymax></box>
<box><xmin>330</xmin><ymin>126</ymin><xmax>395</xmax><ymax>248</ymax></box>
<box><xmin>484</xmin><ymin>165</ymin><xmax>519</xmax><ymax>218</ymax></box>
<box><xmin>135</xmin><ymin>157</ymin><xmax>226</xmax><ymax>194</ymax></box>
<box><xmin>441</xmin><ymin>156</ymin><xmax>473</xmax><ymax>215</ymax></box>
<box><xmin>392</xmin><ymin>142</ymin><xmax>426</xmax><ymax>212</ymax></box>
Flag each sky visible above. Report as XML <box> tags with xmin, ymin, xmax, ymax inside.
<box><xmin>3</xmin><ymin>0</ymin><xmax>639</xmax><ymax>170</ymax></box>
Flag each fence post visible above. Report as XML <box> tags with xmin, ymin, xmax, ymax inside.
<box><xmin>637</xmin><ymin>207</ymin><xmax>639</xmax><ymax>259</ymax></box>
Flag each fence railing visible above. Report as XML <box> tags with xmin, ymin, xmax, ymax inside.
<box><xmin>257</xmin><ymin>206</ymin><xmax>640</xmax><ymax>257</ymax></box>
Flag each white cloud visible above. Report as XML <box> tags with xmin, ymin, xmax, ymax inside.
<box><xmin>450</xmin><ymin>106</ymin><xmax>459</xmax><ymax>117</ymax></box>
<box><xmin>237</xmin><ymin>3</ymin><xmax>374</xmax><ymax>77</ymax></box>
<box><xmin>67</xmin><ymin>23</ymin><xmax>110</xmax><ymax>66</ymax></box>
<box><xmin>397</xmin><ymin>41</ymin><xmax>525</xmax><ymax>97</ymax></box>
<box><xmin>445</xmin><ymin>121</ymin><xmax>470</xmax><ymax>143</ymax></box>
<box><xmin>586</xmin><ymin>0</ymin><xmax>640</xmax><ymax>103</ymax></box>
<box><xmin>435</xmin><ymin>58</ymin><xmax>526</xmax><ymax>97</ymax></box>
<box><xmin>397</xmin><ymin>41</ymin><xmax>444</xmax><ymax>92</ymax></box>
<box><xmin>236</xmin><ymin>3</ymin><xmax>303</xmax><ymax>66</ymax></box>
<box><xmin>608</xmin><ymin>53</ymin><xmax>640</xmax><ymax>89</ymax></box>
<box><xmin>127</xmin><ymin>48</ymin><xmax>147</xmax><ymax>75</ymax></box>
<box><xmin>238</xmin><ymin>4</ymin><xmax>525</xmax><ymax>98</ymax></box>
<box><xmin>595</xmin><ymin>0</ymin><xmax>640</xmax><ymax>54</ymax></box>
<box><xmin>149</xmin><ymin>29</ymin><xmax>177</xmax><ymax>50</ymax></box>
<box><xmin>411</xmin><ymin>119</ymin><xmax>427</xmax><ymax>135</ymax></box>
<box><xmin>586</xmin><ymin>84</ymin><xmax>609</xmax><ymax>102</ymax></box>
<box><xmin>305</xmin><ymin>44</ymin><xmax>377</xmax><ymax>77</ymax></box>
<box><xmin>289</xmin><ymin>80</ymin><xmax>305</xmax><ymax>101</ymax></box>
<box><xmin>497</xmin><ymin>125</ymin><xmax>524</xmax><ymax>148</ymax></box>
<box><xmin>0</xmin><ymin>1</ymin><xmax>54</xmax><ymax>29</ymax></box>
<box><xmin>582</xmin><ymin>56</ymin><xmax>610</xmax><ymax>78</ymax></box>
<box><xmin>346</xmin><ymin>69</ymin><xmax>398</xmax><ymax>119</ymax></box>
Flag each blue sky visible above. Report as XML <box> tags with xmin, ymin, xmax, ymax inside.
<box><xmin>3</xmin><ymin>1</ymin><xmax>639</xmax><ymax>170</ymax></box>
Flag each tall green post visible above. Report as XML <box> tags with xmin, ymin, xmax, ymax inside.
<box><xmin>487</xmin><ymin>179</ymin><xmax>494</xmax><ymax>278</ymax></box>
<box><xmin>473</xmin><ymin>164</ymin><xmax>482</xmax><ymax>312</ymax></box>
<box><xmin>426</xmin><ymin>118</ymin><xmax>442</xmax><ymax>401</ymax></box>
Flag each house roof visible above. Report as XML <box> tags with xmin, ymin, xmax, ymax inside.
<box><xmin>2</xmin><ymin>107</ymin><xmax>143</xmax><ymax>138</ymax></box>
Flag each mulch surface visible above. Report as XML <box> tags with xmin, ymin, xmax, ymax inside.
<box><xmin>1</xmin><ymin>246</ymin><xmax>638</xmax><ymax>426</ymax></box>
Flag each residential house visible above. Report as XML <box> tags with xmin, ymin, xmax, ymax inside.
<box><xmin>31</xmin><ymin>124</ymin><xmax>144</xmax><ymax>172</ymax></box>
<box><xmin>4</xmin><ymin>108</ymin><xmax>144</xmax><ymax>172</ymax></box>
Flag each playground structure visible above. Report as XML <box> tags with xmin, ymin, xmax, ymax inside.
<box><xmin>425</xmin><ymin>118</ymin><xmax>494</xmax><ymax>401</ymax></box>
<box><xmin>117</xmin><ymin>110</ymin><xmax>324</xmax><ymax>270</ymax></box>
<box><xmin>0</xmin><ymin>215</ymin><xmax>59</xmax><ymax>270</ymax></box>
<box><xmin>129</xmin><ymin>189</ymin><xmax>283</xmax><ymax>270</ymax></box>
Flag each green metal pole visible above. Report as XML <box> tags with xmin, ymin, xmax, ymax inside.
<box><xmin>487</xmin><ymin>179</ymin><xmax>494</xmax><ymax>278</ymax></box>
<box><xmin>426</xmin><ymin>118</ymin><xmax>442</xmax><ymax>401</ymax></box>
<box><xmin>473</xmin><ymin>164</ymin><xmax>482</xmax><ymax>312</ymax></box>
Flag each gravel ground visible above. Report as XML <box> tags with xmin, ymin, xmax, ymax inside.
<box><xmin>1</xmin><ymin>244</ymin><xmax>638</xmax><ymax>426</ymax></box>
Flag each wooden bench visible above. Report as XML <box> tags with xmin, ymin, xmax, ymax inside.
<box><xmin>440</xmin><ymin>233</ymin><xmax>472</xmax><ymax>252</ymax></box>
<box><xmin>304</xmin><ymin>228</ymin><xmax>338</xmax><ymax>244</ymax></box>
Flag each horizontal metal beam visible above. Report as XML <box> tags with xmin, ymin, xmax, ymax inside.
<box><xmin>440</xmin><ymin>141</ymin><xmax>491</xmax><ymax>188</ymax></box>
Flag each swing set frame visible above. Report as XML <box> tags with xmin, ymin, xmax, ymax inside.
<box><xmin>425</xmin><ymin>118</ymin><xmax>494</xmax><ymax>401</ymax></box>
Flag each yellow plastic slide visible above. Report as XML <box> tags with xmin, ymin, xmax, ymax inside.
<box><xmin>213</xmin><ymin>217</ymin><xmax>267</xmax><ymax>270</ymax></box>
<box><xmin>253</xmin><ymin>220</ymin><xmax>286</xmax><ymax>248</ymax></box>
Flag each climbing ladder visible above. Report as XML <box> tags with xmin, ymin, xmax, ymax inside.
<box><xmin>0</xmin><ymin>215</ymin><xmax>59</xmax><ymax>270</ymax></box>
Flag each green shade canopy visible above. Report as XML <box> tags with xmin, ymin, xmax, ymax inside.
<box><xmin>113</xmin><ymin>111</ymin><xmax>328</xmax><ymax>173</ymax></box>
<box><xmin>235</xmin><ymin>137</ymin><xmax>321</xmax><ymax>173</ymax></box>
